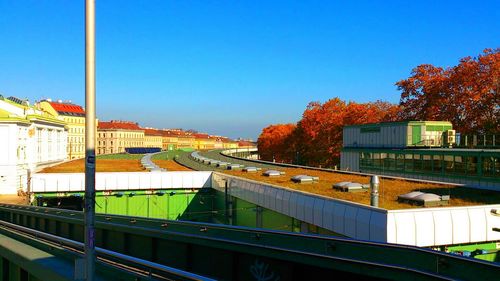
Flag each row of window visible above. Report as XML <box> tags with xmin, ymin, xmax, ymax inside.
<box><xmin>359</xmin><ymin>152</ymin><xmax>500</xmax><ymax>179</ymax></box>
<box><xmin>97</xmin><ymin>141</ymin><xmax>143</xmax><ymax>146</ymax></box>
<box><xmin>97</xmin><ymin>132</ymin><xmax>143</xmax><ymax>138</ymax></box>
<box><xmin>68</xmin><ymin>127</ymin><xmax>85</xmax><ymax>134</ymax></box>
<box><xmin>64</xmin><ymin>117</ymin><xmax>85</xmax><ymax>124</ymax></box>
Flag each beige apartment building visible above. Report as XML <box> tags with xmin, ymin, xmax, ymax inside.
<box><xmin>159</xmin><ymin>130</ymin><xmax>179</xmax><ymax>151</ymax></box>
<box><xmin>193</xmin><ymin>133</ymin><xmax>216</xmax><ymax>150</ymax></box>
<box><xmin>39</xmin><ymin>100</ymin><xmax>92</xmax><ymax>160</ymax></box>
<box><xmin>221</xmin><ymin>137</ymin><xmax>239</xmax><ymax>149</ymax></box>
<box><xmin>97</xmin><ymin>121</ymin><xmax>144</xmax><ymax>155</ymax></box>
<box><xmin>176</xmin><ymin>133</ymin><xmax>196</xmax><ymax>150</ymax></box>
<box><xmin>144</xmin><ymin>128</ymin><xmax>163</xmax><ymax>149</ymax></box>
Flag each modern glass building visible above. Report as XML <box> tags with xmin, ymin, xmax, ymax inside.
<box><xmin>341</xmin><ymin>121</ymin><xmax>500</xmax><ymax>190</ymax></box>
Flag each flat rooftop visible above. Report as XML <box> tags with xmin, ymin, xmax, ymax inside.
<box><xmin>222</xmin><ymin>167</ymin><xmax>500</xmax><ymax>210</ymax></box>
<box><xmin>42</xmin><ymin>151</ymin><xmax>500</xmax><ymax>210</ymax></box>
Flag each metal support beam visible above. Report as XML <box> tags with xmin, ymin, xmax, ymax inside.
<box><xmin>85</xmin><ymin>0</ymin><xmax>96</xmax><ymax>280</ymax></box>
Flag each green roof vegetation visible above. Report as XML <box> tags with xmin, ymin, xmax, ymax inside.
<box><xmin>97</xmin><ymin>153</ymin><xmax>144</xmax><ymax>160</ymax></box>
<box><xmin>151</xmin><ymin>150</ymin><xmax>186</xmax><ymax>160</ymax></box>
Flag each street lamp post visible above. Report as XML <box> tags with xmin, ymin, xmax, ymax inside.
<box><xmin>84</xmin><ymin>0</ymin><xmax>96</xmax><ymax>280</ymax></box>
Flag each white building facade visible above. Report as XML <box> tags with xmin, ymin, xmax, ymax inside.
<box><xmin>0</xmin><ymin>97</ymin><xmax>67</xmax><ymax>194</ymax></box>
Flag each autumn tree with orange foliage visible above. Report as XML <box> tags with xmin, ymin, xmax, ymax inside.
<box><xmin>294</xmin><ymin>99</ymin><xmax>399</xmax><ymax>167</ymax></box>
<box><xmin>397</xmin><ymin>49</ymin><xmax>499</xmax><ymax>134</ymax></box>
<box><xmin>257</xmin><ymin>99</ymin><xmax>399</xmax><ymax>167</ymax></box>
<box><xmin>258</xmin><ymin>49</ymin><xmax>498</xmax><ymax>167</ymax></box>
<box><xmin>257</xmin><ymin>124</ymin><xmax>297</xmax><ymax>163</ymax></box>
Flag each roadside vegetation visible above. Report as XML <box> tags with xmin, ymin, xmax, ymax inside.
<box><xmin>152</xmin><ymin>150</ymin><xmax>192</xmax><ymax>171</ymax></box>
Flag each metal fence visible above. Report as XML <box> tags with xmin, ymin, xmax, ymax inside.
<box><xmin>456</xmin><ymin>134</ymin><xmax>500</xmax><ymax>149</ymax></box>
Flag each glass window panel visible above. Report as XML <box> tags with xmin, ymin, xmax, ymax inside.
<box><xmin>373</xmin><ymin>153</ymin><xmax>382</xmax><ymax>169</ymax></box>
<box><xmin>433</xmin><ymin>155</ymin><xmax>443</xmax><ymax>173</ymax></box>
<box><xmin>404</xmin><ymin>154</ymin><xmax>414</xmax><ymax>171</ymax></box>
<box><xmin>466</xmin><ymin>156</ymin><xmax>478</xmax><ymax>176</ymax></box>
<box><xmin>487</xmin><ymin>157</ymin><xmax>500</xmax><ymax>178</ymax></box>
<box><xmin>414</xmin><ymin>154</ymin><xmax>423</xmax><ymax>172</ymax></box>
<box><xmin>454</xmin><ymin>156</ymin><xmax>466</xmax><ymax>175</ymax></box>
<box><xmin>384</xmin><ymin>153</ymin><xmax>396</xmax><ymax>171</ymax></box>
<box><xmin>423</xmin><ymin>154</ymin><xmax>433</xmax><ymax>172</ymax></box>
<box><xmin>444</xmin><ymin>155</ymin><xmax>454</xmax><ymax>173</ymax></box>
<box><xmin>496</xmin><ymin>157</ymin><xmax>500</xmax><ymax>178</ymax></box>
<box><xmin>396</xmin><ymin>153</ymin><xmax>405</xmax><ymax>171</ymax></box>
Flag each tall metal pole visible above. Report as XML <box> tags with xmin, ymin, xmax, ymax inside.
<box><xmin>370</xmin><ymin>175</ymin><xmax>379</xmax><ymax>208</ymax></box>
<box><xmin>84</xmin><ymin>0</ymin><xmax>96</xmax><ymax>280</ymax></box>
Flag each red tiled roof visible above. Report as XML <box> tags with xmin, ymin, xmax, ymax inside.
<box><xmin>98</xmin><ymin>120</ymin><xmax>143</xmax><ymax>131</ymax></box>
<box><xmin>193</xmin><ymin>133</ymin><xmax>211</xmax><ymax>139</ymax></box>
<box><xmin>238</xmin><ymin>140</ymin><xmax>255</xmax><ymax>147</ymax></box>
<box><xmin>49</xmin><ymin>102</ymin><xmax>85</xmax><ymax>115</ymax></box>
<box><xmin>159</xmin><ymin>130</ymin><xmax>184</xmax><ymax>137</ymax></box>
<box><xmin>144</xmin><ymin>128</ymin><xmax>162</xmax><ymax>136</ymax></box>
<box><xmin>220</xmin><ymin>137</ymin><xmax>234</xmax><ymax>143</ymax></box>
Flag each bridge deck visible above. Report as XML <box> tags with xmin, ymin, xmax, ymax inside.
<box><xmin>0</xmin><ymin>203</ymin><xmax>498</xmax><ymax>280</ymax></box>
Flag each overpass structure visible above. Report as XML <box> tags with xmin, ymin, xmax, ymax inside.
<box><xmin>1</xmin><ymin>203</ymin><xmax>500</xmax><ymax>280</ymax></box>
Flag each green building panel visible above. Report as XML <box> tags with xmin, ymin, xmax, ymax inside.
<box><xmin>233</xmin><ymin>198</ymin><xmax>258</xmax><ymax>228</ymax></box>
<box><xmin>167</xmin><ymin>193</ymin><xmax>188</xmax><ymax>220</ymax></box>
<box><xmin>411</xmin><ymin>125</ymin><xmax>421</xmax><ymax>145</ymax></box>
<box><xmin>445</xmin><ymin>242</ymin><xmax>500</xmax><ymax>262</ymax></box>
<box><xmin>105</xmin><ymin>195</ymin><xmax>128</xmax><ymax>215</ymax></box>
<box><xmin>182</xmin><ymin>192</ymin><xmax>213</xmax><ymax>222</ymax></box>
<box><xmin>262</xmin><ymin>208</ymin><xmax>294</xmax><ymax>232</ymax></box>
<box><xmin>127</xmin><ymin>194</ymin><xmax>149</xmax><ymax>217</ymax></box>
<box><xmin>95</xmin><ymin>195</ymin><xmax>107</xmax><ymax>213</ymax></box>
<box><xmin>148</xmin><ymin>194</ymin><xmax>169</xmax><ymax>219</ymax></box>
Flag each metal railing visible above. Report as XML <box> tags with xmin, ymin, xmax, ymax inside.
<box><xmin>1</xmin><ymin>203</ymin><xmax>499</xmax><ymax>280</ymax></box>
<box><xmin>456</xmin><ymin>134</ymin><xmax>500</xmax><ymax>148</ymax></box>
<box><xmin>0</xmin><ymin>218</ymin><xmax>214</xmax><ymax>281</ymax></box>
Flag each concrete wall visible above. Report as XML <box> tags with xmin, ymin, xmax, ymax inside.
<box><xmin>388</xmin><ymin>205</ymin><xmax>500</xmax><ymax>247</ymax></box>
<box><xmin>212</xmin><ymin>173</ymin><xmax>387</xmax><ymax>242</ymax></box>
<box><xmin>30</xmin><ymin>171</ymin><xmax>212</xmax><ymax>193</ymax></box>
<box><xmin>212</xmin><ymin>172</ymin><xmax>500</xmax><ymax>247</ymax></box>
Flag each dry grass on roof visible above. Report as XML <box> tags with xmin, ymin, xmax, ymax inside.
<box><xmin>223</xmin><ymin>167</ymin><xmax>500</xmax><ymax>210</ymax></box>
<box><xmin>41</xmin><ymin>159</ymin><xmax>144</xmax><ymax>173</ymax></box>
<box><xmin>154</xmin><ymin>160</ymin><xmax>192</xmax><ymax>171</ymax></box>
<box><xmin>0</xmin><ymin>195</ymin><xmax>27</xmax><ymax>205</ymax></box>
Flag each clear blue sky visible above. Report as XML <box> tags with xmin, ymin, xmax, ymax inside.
<box><xmin>0</xmin><ymin>1</ymin><xmax>498</xmax><ymax>139</ymax></box>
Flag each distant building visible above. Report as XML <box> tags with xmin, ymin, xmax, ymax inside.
<box><xmin>193</xmin><ymin>133</ymin><xmax>215</xmax><ymax>150</ymax></box>
<box><xmin>38</xmin><ymin>99</ymin><xmax>96</xmax><ymax>160</ymax></box>
<box><xmin>143</xmin><ymin>128</ymin><xmax>163</xmax><ymax>149</ymax></box>
<box><xmin>237</xmin><ymin>140</ymin><xmax>255</xmax><ymax>148</ymax></box>
<box><xmin>0</xmin><ymin>96</ymin><xmax>67</xmax><ymax>194</ymax></box>
<box><xmin>159</xmin><ymin>130</ymin><xmax>179</xmax><ymax>151</ymax></box>
<box><xmin>219</xmin><ymin>137</ymin><xmax>239</xmax><ymax>149</ymax></box>
<box><xmin>176</xmin><ymin>133</ymin><xmax>196</xmax><ymax>150</ymax></box>
<box><xmin>340</xmin><ymin>121</ymin><xmax>500</xmax><ymax>190</ymax></box>
<box><xmin>97</xmin><ymin>120</ymin><xmax>144</xmax><ymax>155</ymax></box>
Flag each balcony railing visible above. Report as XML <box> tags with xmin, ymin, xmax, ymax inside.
<box><xmin>456</xmin><ymin>134</ymin><xmax>500</xmax><ymax>149</ymax></box>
